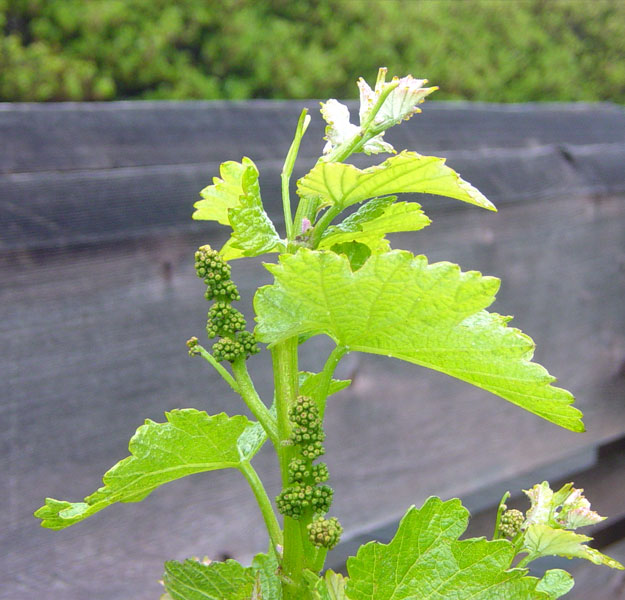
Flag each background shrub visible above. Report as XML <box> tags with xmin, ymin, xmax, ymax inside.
<box><xmin>1</xmin><ymin>0</ymin><xmax>624</xmax><ymax>102</ymax></box>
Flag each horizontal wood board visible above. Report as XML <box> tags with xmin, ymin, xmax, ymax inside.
<box><xmin>2</xmin><ymin>101</ymin><xmax>625</xmax><ymax>599</ymax></box>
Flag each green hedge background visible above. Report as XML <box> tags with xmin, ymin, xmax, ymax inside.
<box><xmin>1</xmin><ymin>0</ymin><xmax>624</xmax><ymax>102</ymax></box>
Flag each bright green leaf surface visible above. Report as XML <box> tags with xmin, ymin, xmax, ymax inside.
<box><xmin>255</xmin><ymin>250</ymin><xmax>583</xmax><ymax>432</ymax></box>
<box><xmin>163</xmin><ymin>559</ymin><xmax>255</xmax><ymax>600</ymax></box>
<box><xmin>297</xmin><ymin>151</ymin><xmax>495</xmax><ymax>211</ymax></box>
<box><xmin>346</xmin><ymin>497</ymin><xmax>547</xmax><ymax>599</ymax></box>
<box><xmin>192</xmin><ymin>157</ymin><xmax>282</xmax><ymax>259</ymax></box>
<box><xmin>307</xmin><ymin>570</ymin><xmax>348</xmax><ymax>600</ymax></box>
<box><xmin>299</xmin><ymin>371</ymin><xmax>352</xmax><ymax>398</ymax></box>
<box><xmin>320</xmin><ymin>197</ymin><xmax>430</xmax><ymax>251</ymax></box>
<box><xmin>225</xmin><ymin>167</ymin><xmax>283</xmax><ymax>258</ymax></box>
<box><xmin>535</xmin><ymin>570</ymin><xmax>575</xmax><ymax>599</ymax></box>
<box><xmin>330</xmin><ymin>241</ymin><xmax>372</xmax><ymax>271</ymax></box>
<box><xmin>35</xmin><ymin>410</ymin><xmax>260</xmax><ymax>530</ymax></box>
<box><xmin>252</xmin><ymin>551</ymin><xmax>283</xmax><ymax>600</ymax></box>
<box><xmin>193</xmin><ymin>159</ymin><xmax>252</xmax><ymax>224</ymax></box>
<box><xmin>524</xmin><ymin>524</ymin><xmax>624</xmax><ymax>569</ymax></box>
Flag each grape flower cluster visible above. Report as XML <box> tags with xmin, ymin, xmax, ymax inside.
<box><xmin>194</xmin><ymin>245</ymin><xmax>259</xmax><ymax>362</ymax></box>
<box><xmin>276</xmin><ymin>396</ymin><xmax>342</xmax><ymax>549</ymax></box>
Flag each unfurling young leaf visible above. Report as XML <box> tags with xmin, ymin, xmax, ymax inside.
<box><xmin>535</xmin><ymin>570</ymin><xmax>575</xmax><ymax>599</ymax></box>
<box><xmin>523</xmin><ymin>525</ymin><xmax>624</xmax><ymax>570</ymax></box>
<box><xmin>193</xmin><ymin>156</ymin><xmax>283</xmax><ymax>259</ymax></box>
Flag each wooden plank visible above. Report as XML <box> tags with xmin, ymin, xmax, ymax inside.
<box><xmin>2</xmin><ymin>101</ymin><xmax>624</xmax><ymax>174</ymax></box>
<box><xmin>3</xmin><ymin>185</ymin><xmax>624</xmax><ymax>599</ymax></box>
<box><xmin>0</xmin><ymin>145</ymin><xmax>596</xmax><ymax>251</ymax></box>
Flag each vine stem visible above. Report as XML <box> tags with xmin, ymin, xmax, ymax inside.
<box><xmin>231</xmin><ymin>358</ymin><xmax>279</xmax><ymax>449</ymax></box>
<box><xmin>309</xmin><ymin>205</ymin><xmax>342</xmax><ymax>249</ymax></box>
<box><xmin>195</xmin><ymin>344</ymin><xmax>240</xmax><ymax>394</ymax></box>
<box><xmin>272</xmin><ymin>337</ymin><xmax>317</xmax><ymax>600</ymax></box>
<box><xmin>239</xmin><ymin>460</ymin><xmax>283</xmax><ymax>551</ymax></box>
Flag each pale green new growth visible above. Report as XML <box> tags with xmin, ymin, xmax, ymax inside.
<box><xmin>524</xmin><ymin>525</ymin><xmax>624</xmax><ymax>569</ymax></box>
<box><xmin>297</xmin><ymin>151</ymin><xmax>496</xmax><ymax>212</ymax></box>
<box><xmin>255</xmin><ymin>249</ymin><xmax>583</xmax><ymax>432</ymax></box>
<box><xmin>534</xmin><ymin>570</ymin><xmax>574</xmax><ymax>599</ymax></box>
<box><xmin>319</xmin><ymin>197</ymin><xmax>430</xmax><ymax>253</ymax></box>
<box><xmin>193</xmin><ymin>156</ymin><xmax>283</xmax><ymax>259</ymax></box>
<box><xmin>299</xmin><ymin>370</ymin><xmax>351</xmax><ymax>401</ymax></box>
<box><xmin>346</xmin><ymin>498</ymin><xmax>551</xmax><ymax>599</ymax></box>
<box><xmin>35</xmin><ymin>410</ymin><xmax>263</xmax><ymax>530</ymax></box>
<box><xmin>308</xmin><ymin>570</ymin><xmax>348</xmax><ymax>600</ymax></box>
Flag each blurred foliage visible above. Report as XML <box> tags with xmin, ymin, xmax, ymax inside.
<box><xmin>1</xmin><ymin>0</ymin><xmax>624</xmax><ymax>102</ymax></box>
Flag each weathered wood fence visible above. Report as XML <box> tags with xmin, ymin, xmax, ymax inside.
<box><xmin>2</xmin><ymin>101</ymin><xmax>625</xmax><ymax>599</ymax></box>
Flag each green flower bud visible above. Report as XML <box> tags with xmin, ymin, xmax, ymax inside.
<box><xmin>206</xmin><ymin>302</ymin><xmax>247</xmax><ymax>338</ymax></box>
<box><xmin>276</xmin><ymin>484</ymin><xmax>314</xmax><ymax>520</ymax></box>
<box><xmin>499</xmin><ymin>509</ymin><xmax>525</xmax><ymax>538</ymax></box>
<box><xmin>289</xmin><ymin>396</ymin><xmax>321</xmax><ymax>428</ymax></box>
<box><xmin>310</xmin><ymin>484</ymin><xmax>333</xmax><ymax>514</ymax></box>
<box><xmin>212</xmin><ymin>337</ymin><xmax>245</xmax><ymax>363</ymax></box>
<box><xmin>186</xmin><ymin>336</ymin><xmax>200</xmax><ymax>356</ymax></box>
<box><xmin>307</xmin><ymin>517</ymin><xmax>343</xmax><ymax>549</ymax></box>
<box><xmin>236</xmin><ymin>330</ymin><xmax>260</xmax><ymax>357</ymax></box>
<box><xmin>311</xmin><ymin>463</ymin><xmax>329</xmax><ymax>484</ymax></box>
<box><xmin>288</xmin><ymin>458</ymin><xmax>310</xmax><ymax>483</ymax></box>
<box><xmin>194</xmin><ymin>245</ymin><xmax>240</xmax><ymax>301</ymax></box>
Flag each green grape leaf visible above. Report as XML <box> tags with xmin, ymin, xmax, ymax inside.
<box><xmin>35</xmin><ymin>410</ymin><xmax>261</xmax><ymax>530</ymax></box>
<box><xmin>330</xmin><ymin>241</ymin><xmax>372</xmax><ymax>271</ymax></box>
<box><xmin>192</xmin><ymin>157</ymin><xmax>283</xmax><ymax>259</ymax></box>
<box><xmin>297</xmin><ymin>151</ymin><xmax>495</xmax><ymax>212</ymax></box>
<box><xmin>252</xmin><ymin>551</ymin><xmax>283</xmax><ymax>600</ymax></box>
<box><xmin>317</xmin><ymin>570</ymin><xmax>348</xmax><ymax>600</ymax></box>
<box><xmin>320</xmin><ymin>197</ymin><xmax>430</xmax><ymax>252</ymax></box>
<box><xmin>254</xmin><ymin>250</ymin><xmax>583</xmax><ymax>432</ymax></box>
<box><xmin>237</xmin><ymin>416</ymin><xmax>270</xmax><ymax>462</ymax></box>
<box><xmin>299</xmin><ymin>371</ymin><xmax>352</xmax><ymax>398</ymax></box>
<box><xmin>226</xmin><ymin>166</ymin><xmax>283</xmax><ymax>258</ymax></box>
<box><xmin>304</xmin><ymin>569</ymin><xmax>348</xmax><ymax>600</ymax></box>
<box><xmin>163</xmin><ymin>559</ymin><xmax>255</xmax><ymax>600</ymax></box>
<box><xmin>346</xmin><ymin>497</ymin><xmax>547</xmax><ymax>600</ymax></box>
<box><xmin>524</xmin><ymin>524</ymin><xmax>624</xmax><ymax>569</ymax></box>
<box><xmin>536</xmin><ymin>570</ymin><xmax>575</xmax><ymax>599</ymax></box>
<box><xmin>193</xmin><ymin>159</ymin><xmax>252</xmax><ymax>224</ymax></box>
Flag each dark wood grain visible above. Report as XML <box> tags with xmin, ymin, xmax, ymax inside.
<box><xmin>0</xmin><ymin>146</ymin><xmax>589</xmax><ymax>250</ymax></box>
<box><xmin>2</xmin><ymin>101</ymin><xmax>624</xmax><ymax>173</ymax></box>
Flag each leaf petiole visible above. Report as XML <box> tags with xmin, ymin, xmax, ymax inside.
<box><xmin>239</xmin><ymin>460</ymin><xmax>283</xmax><ymax>551</ymax></box>
<box><xmin>231</xmin><ymin>358</ymin><xmax>279</xmax><ymax>448</ymax></box>
<box><xmin>316</xmin><ymin>344</ymin><xmax>349</xmax><ymax>419</ymax></box>
<box><xmin>194</xmin><ymin>343</ymin><xmax>241</xmax><ymax>394</ymax></box>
